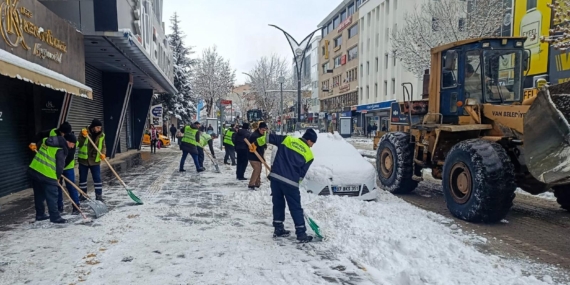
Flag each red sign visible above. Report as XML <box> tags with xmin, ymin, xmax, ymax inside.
<box><xmin>220</xmin><ymin>99</ymin><xmax>232</xmax><ymax>106</ymax></box>
<box><xmin>341</xmin><ymin>54</ymin><xmax>347</xmax><ymax>65</ymax></box>
<box><xmin>338</xmin><ymin>17</ymin><xmax>353</xmax><ymax>33</ymax></box>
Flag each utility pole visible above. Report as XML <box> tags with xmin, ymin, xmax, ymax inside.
<box><xmin>278</xmin><ymin>76</ymin><xmax>285</xmax><ymax>134</ymax></box>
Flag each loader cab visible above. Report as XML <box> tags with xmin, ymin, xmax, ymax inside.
<box><xmin>438</xmin><ymin>38</ymin><xmax>527</xmax><ymax>119</ymax></box>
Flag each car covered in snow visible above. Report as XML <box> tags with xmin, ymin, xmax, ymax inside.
<box><xmin>271</xmin><ymin>131</ymin><xmax>377</xmax><ymax>199</ymax></box>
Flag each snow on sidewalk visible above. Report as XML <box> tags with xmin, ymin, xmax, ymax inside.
<box><xmin>0</xmin><ymin>146</ymin><xmax>566</xmax><ymax>285</ymax></box>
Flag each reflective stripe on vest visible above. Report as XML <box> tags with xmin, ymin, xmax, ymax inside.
<box><xmin>29</xmin><ymin>137</ymin><xmax>61</xmax><ymax>180</ymax></box>
<box><xmin>181</xmin><ymin>126</ymin><xmax>198</xmax><ymax>146</ymax></box>
<box><xmin>256</xmin><ymin>132</ymin><xmax>267</xmax><ymax>147</ymax></box>
<box><xmin>223</xmin><ymin>130</ymin><xmax>235</xmax><ymax>146</ymax></box>
<box><xmin>281</xmin><ymin>136</ymin><xmax>314</xmax><ymax>163</ymax></box>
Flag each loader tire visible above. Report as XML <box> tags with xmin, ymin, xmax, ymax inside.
<box><xmin>553</xmin><ymin>186</ymin><xmax>570</xmax><ymax>211</ymax></box>
<box><xmin>376</xmin><ymin>132</ymin><xmax>418</xmax><ymax>194</ymax></box>
<box><xmin>442</xmin><ymin>139</ymin><xmax>516</xmax><ymax>223</ymax></box>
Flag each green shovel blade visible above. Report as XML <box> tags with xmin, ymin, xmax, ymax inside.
<box><xmin>127</xmin><ymin>189</ymin><xmax>143</xmax><ymax>204</ymax></box>
<box><xmin>306</xmin><ymin>216</ymin><xmax>323</xmax><ymax>239</ymax></box>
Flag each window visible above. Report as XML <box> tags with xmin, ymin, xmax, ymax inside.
<box><xmin>322</xmin><ymin>46</ymin><xmax>325</xmax><ymax>56</ymax></box>
<box><xmin>348</xmin><ymin>24</ymin><xmax>359</xmax><ymax>38</ymax></box>
<box><xmin>348</xmin><ymin>3</ymin><xmax>355</xmax><ymax>16</ymax></box>
<box><xmin>356</xmin><ymin>0</ymin><xmax>361</xmax><ymax>8</ymax></box>
<box><xmin>385</xmin><ymin>53</ymin><xmax>389</xmax><ymax>69</ymax></box>
<box><xmin>376</xmin><ymin>33</ymin><xmax>379</xmax><ymax>47</ymax></box>
<box><xmin>375</xmin><ymin>83</ymin><xmax>378</xmax><ymax>98</ymax></box>
<box><xmin>458</xmin><ymin>18</ymin><xmax>465</xmax><ymax>32</ymax></box>
<box><xmin>333</xmin><ymin>75</ymin><xmax>342</xmax><ymax>87</ymax></box>
<box><xmin>393</xmin><ymin>55</ymin><xmax>397</xmax><ymax>67</ymax></box>
<box><xmin>442</xmin><ymin>50</ymin><xmax>458</xmax><ymax>89</ymax></box>
<box><xmin>392</xmin><ymin>78</ymin><xmax>396</xmax><ymax>95</ymax></box>
<box><xmin>348</xmin><ymin>46</ymin><xmax>358</xmax><ymax>61</ymax></box>
<box><xmin>360</xmin><ymin>87</ymin><xmax>363</xmax><ymax>100</ymax></box>
<box><xmin>340</xmin><ymin>10</ymin><xmax>347</xmax><ymax>21</ymax></box>
<box><xmin>334</xmin><ymin>35</ymin><xmax>342</xmax><ymax>47</ymax></box>
<box><xmin>334</xmin><ymin>56</ymin><xmax>342</xmax><ymax>68</ymax></box>
<box><xmin>322</xmin><ymin>26</ymin><xmax>328</xmax><ymax>37</ymax></box>
<box><xmin>367</xmin><ymin>61</ymin><xmax>370</xmax><ymax>75</ymax></box>
<box><xmin>360</xmin><ymin>64</ymin><xmax>363</xmax><ymax>77</ymax></box>
<box><xmin>322</xmin><ymin>61</ymin><xmax>330</xmax><ymax>74</ymax></box>
<box><xmin>376</xmin><ymin>57</ymin><xmax>379</xmax><ymax>72</ymax></box>
<box><xmin>394</xmin><ymin>0</ymin><xmax>397</xmax><ymax>10</ymax></box>
<box><xmin>328</xmin><ymin>21</ymin><xmax>333</xmax><ymax>33</ymax></box>
<box><xmin>333</xmin><ymin>16</ymin><xmax>340</xmax><ymax>29</ymax></box>
<box><xmin>366</xmin><ymin>86</ymin><xmax>370</xmax><ymax>99</ymax></box>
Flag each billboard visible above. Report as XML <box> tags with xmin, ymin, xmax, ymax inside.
<box><xmin>548</xmin><ymin>1</ymin><xmax>570</xmax><ymax>84</ymax></box>
<box><xmin>150</xmin><ymin>104</ymin><xmax>163</xmax><ymax>133</ymax></box>
<box><xmin>513</xmin><ymin>0</ymin><xmax>552</xmax><ymax>77</ymax></box>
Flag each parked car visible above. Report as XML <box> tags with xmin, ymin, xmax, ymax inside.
<box><xmin>271</xmin><ymin>131</ymin><xmax>377</xmax><ymax>200</ymax></box>
<box><xmin>142</xmin><ymin>132</ymin><xmax>171</xmax><ymax>147</ymax></box>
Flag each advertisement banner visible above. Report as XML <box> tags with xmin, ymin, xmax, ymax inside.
<box><xmin>513</xmin><ymin>0</ymin><xmax>552</xmax><ymax>76</ymax></box>
<box><xmin>548</xmin><ymin>1</ymin><xmax>570</xmax><ymax>84</ymax></box>
<box><xmin>150</xmin><ymin>104</ymin><xmax>163</xmax><ymax>133</ymax></box>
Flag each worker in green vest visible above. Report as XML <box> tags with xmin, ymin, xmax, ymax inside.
<box><xmin>27</xmin><ymin>128</ymin><xmax>72</xmax><ymax>224</ymax></box>
<box><xmin>247</xmin><ymin>122</ymin><xmax>268</xmax><ymax>190</ymax></box>
<box><xmin>223</xmin><ymin>124</ymin><xmax>237</xmax><ymax>165</ymax></box>
<box><xmin>179</xmin><ymin>121</ymin><xmax>202</xmax><ymax>172</ymax></box>
<box><xmin>57</xmin><ymin>133</ymin><xmax>80</xmax><ymax>215</ymax></box>
<box><xmin>197</xmin><ymin>132</ymin><xmax>215</xmax><ymax>170</ymax></box>
<box><xmin>77</xmin><ymin>119</ymin><xmax>106</xmax><ymax>202</ymax></box>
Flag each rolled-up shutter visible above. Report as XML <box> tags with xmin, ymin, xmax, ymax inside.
<box><xmin>66</xmin><ymin>64</ymin><xmax>104</xmax><ymax>131</ymax></box>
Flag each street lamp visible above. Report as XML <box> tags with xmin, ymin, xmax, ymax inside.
<box><xmin>278</xmin><ymin>76</ymin><xmax>285</xmax><ymax>133</ymax></box>
<box><xmin>269</xmin><ymin>24</ymin><xmax>320</xmax><ymax>130</ymax></box>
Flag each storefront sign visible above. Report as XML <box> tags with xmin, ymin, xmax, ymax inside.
<box><xmin>356</xmin><ymin>100</ymin><xmax>395</xmax><ymax>112</ymax></box>
<box><xmin>339</xmin><ymin>83</ymin><xmax>350</xmax><ymax>93</ymax></box>
<box><xmin>338</xmin><ymin>16</ymin><xmax>352</xmax><ymax>33</ymax></box>
<box><xmin>0</xmin><ymin>0</ymin><xmax>85</xmax><ymax>82</ymax></box>
<box><xmin>220</xmin><ymin>99</ymin><xmax>232</xmax><ymax>106</ymax></box>
<box><xmin>150</xmin><ymin>104</ymin><xmax>163</xmax><ymax>129</ymax></box>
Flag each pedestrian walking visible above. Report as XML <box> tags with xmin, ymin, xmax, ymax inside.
<box><xmin>223</xmin><ymin>124</ymin><xmax>237</xmax><ymax>165</ymax></box>
<box><xmin>267</xmin><ymin>128</ymin><xmax>317</xmax><ymax>243</ymax></box>
<box><xmin>234</xmin><ymin>123</ymin><xmax>251</xmax><ymax>180</ymax></box>
<box><xmin>366</xmin><ymin>123</ymin><xmax>372</xmax><ymax>138</ymax></box>
<box><xmin>207</xmin><ymin>124</ymin><xmax>214</xmax><ymax>135</ymax></box>
<box><xmin>78</xmin><ymin>119</ymin><xmax>106</xmax><ymax>202</ymax></box>
<box><xmin>372</xmin><ymin>123</ymin><xmax>378</xmax><ymax>137</ymax></box>
<box><xmin>149</xmin><ymin>125</ymin><xmax>159</xmax><ymax>154</ymax></box>
<box><xmin>170</xmin><ymin>124</ymin><xmax>177</xmax><ymax>142</ymax></box>
<box><xmin>179</xmin><ymin>122</ymin><xmax>203</xmax><ymax>172</ymax></box>
<box><xmin>58</xmin><ymin>132</ymin><xmax>80</xmax><ymax>215</ymax></box>
<box><xmin>27</xmin><ymin>122</ymin><xmax>73</xmax><ymax>223</ymax></box>
<box><xmin>247</xmin><ymin>122</ymin><xmax>268</xmax><ymax>190</ymax></box>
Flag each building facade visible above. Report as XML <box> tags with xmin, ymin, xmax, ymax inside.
<box><xmin>0</xmin><ymin>0</ymin><xmax>91</xmax><ymax>196</ymax></box>
<box><xmin>40</xmin><ymin>0</ymin><xmax>175</xmax><ymax>158</ymax></box>
<box><xmin>318</xmin><ymin>0</ymin><xmax>362</xmax><ymax>130</ymax></box>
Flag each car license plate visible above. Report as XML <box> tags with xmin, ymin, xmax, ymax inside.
<box><xmin>332</xmin><ymin>186</ymin><xmax>359</xmax><ymax>192</ymax></box>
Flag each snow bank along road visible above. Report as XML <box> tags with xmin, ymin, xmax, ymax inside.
<box><xmin>0</xmin><ymin>145</ymin><xmax>568</xmax><ymax>284</ymax></box>
<box><xmin>348</xmin><ymin>138</ymin><xmax>570</xmax><ymax>273</ymax></box>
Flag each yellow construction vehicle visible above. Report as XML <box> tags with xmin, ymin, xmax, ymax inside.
<box><xmin>376</xmin><ymin>37</ymin><xmax>570</xmax><ymax>223</ymax></box>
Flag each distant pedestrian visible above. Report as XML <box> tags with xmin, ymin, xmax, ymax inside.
<box><xmin>179</xmin><ymin>122</ymin><xmax>203</xmax><ymax>172</ymax></box>
<box><xmin>150</xmin><ymin>125</ymin><xmax>159</xmax><ymax>154</ymax></box>
<box><xmin>247</xmin><ymin>122</ymin><xmax>268</xmax><ymax>190</ymax></box>
<box><xmin>372</xmin><ymin>123</ymin><xmax>378</xmax><ymax>137</ymax></box>
<box><xmin>170</xmin><ymin>124</ymin><xmax>177</xmax><ymax>142</ymax></box>
<box><xmin>234</xmin><ymin>123</ymin><xmax>251</xmax><ymax>180</ymax></box>
<box><xmin>367</xmin><ymin>123</ymin><xmax>372</xmax><ymax>138</ymax></box>
<box><xmin>223</xmin><ymin>124</ymin><xmax>237</xmax><ymax>165</ymax></box>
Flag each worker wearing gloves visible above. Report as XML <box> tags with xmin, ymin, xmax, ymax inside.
<box><xmin>28</xmin><ymin>128</ymin><xmax>71</xmax><ymax>223</ymax></box>
<box><xmin>180</xmin><ymin>121</ymin><xmax>203</xmax><ymax>172</ymax></box>
<box><xmin>264</xmin><ymin>128</ymin><xmax>317</xmax><ymax>243</ymax></box>
<box><xmin>77</xmin><ymin>119</ymin><xmax>106</xmax><ymax>202</ymax></box>
<box><xmin>223</xmin><ymin>124</ymin><xmax>237</xmax><ymax>166</ymax></box>
<box><xmin>247</xmin><ymin>122</ymin><xmax>268</xmax><ymax>190</ymax></box>
<box><xmin>58</xmin><ymin>133</ymin><xmax>80</xmax><ymax>215</ymax></box>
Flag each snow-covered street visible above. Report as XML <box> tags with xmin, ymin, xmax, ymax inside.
<box><xmin>0</xmin><ymin>144</ymin><xmax>568</xmax><ymax>285</ymax></box>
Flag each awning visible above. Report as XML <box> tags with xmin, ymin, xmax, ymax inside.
<box><xmin>0</xmin><ymin>49</ymin><xmax>92</xmax><ymax>99</ymax></box>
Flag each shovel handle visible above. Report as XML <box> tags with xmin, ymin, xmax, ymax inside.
<box><xmin>85</xmin><ymin>135</ymin><xmax>130</xmax><ymax>190</ymax></box>
<box><xmin>57</xmin><ymin>182</ymin><xmax>87</xmax><ymax>220</ymax></box>
<box><xmin>244</xmin><ymin>139</ymin><xmax>271</xmax><ymax>171</ymax></box>
<box><xmin>61</xmin><ymin>175</ymin><xmax>92</xmax><ymax>201</ymax></box>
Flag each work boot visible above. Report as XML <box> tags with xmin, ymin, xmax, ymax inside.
<box><xmin>224</xmin><ymin>162</ymin><xmax>230</xmax><ymax>165</ymax></box>
<box><xmin>96</xmin><ymin>194</ymin><xmax>104</xmax><ymax>202</ymax></box>
<box><xmin>197</xmin><ymin>168</ymin><xmax>205</xmax><ymax>173</ymax></box>
<box><xmin>79</xmin><ymin>195</ymin><xmax>87</xmax><ymax>202</ymax></box>
<box><xmin>248</xmin><ymin>186</ymin><xmax>256</xmax><ymax>190</ymax></box>
<box><xmin>231</xmin><ymin>163</ymin><xmax>236</xmax><ymax>166</ymax></box>
<box><xmin>50</xmin><ymin>217</ymin><xmax>67</xmax><ymax>224</ymax></box>
<box><xmin>179</xmin><ymin>169</ymin><xmax>186</xmax><ymax>172</ymax></box>
<box><xmin>238</xmin><ymin>178</ymin><xmax>248</xmax><ymax>181</ymax></box>
<box><xmin>58</xmin><ymin>206</ymin><xmax>64</xmax><ymax>213</ymax></box>
<box><xmin>297</xmin><ymin>234</ymin><xmax>313</xmax><ymax>243</ymax></box>
<box><xmin>273</xmin><ymin>228</ymin><xmax>291</xmax><ymax>238</ymax></box>
<box><xmin>71</xmin><ymin>208</ymin><xmax>80</xmax><ymax>215</ymax></box>
<box><xmin>35</xmin><ymin>215</ymin><xmax>50</xmax><ymax>221</ymax></box>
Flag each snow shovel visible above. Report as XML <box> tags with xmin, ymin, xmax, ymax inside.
<box><xmin>56</xmin><ymin>181</ymin><xmax>88</xmax><ymax>220</ymax></box>
<box><xmin>244</xmin><ymin>139</ymin><xmax>271</xmax><ymax>170</ymax></box>
<box><xmin>85</xmin><ymin>135</ymin><xmax>143</xmax><ymax>204</ymax></box>
<box><xmin>305</xmin><ymin>216</ymin><xmax>323</xmax><ymax>240</ymax></box>
<box><xmin>61</xmin><ymin>176</ymin><xmax>108</xmax><ymax>218</ymax></box>
<box><xmin>203</xmin><ymin>149</ymin><xmax>220</xmax><ymax>173</ymax></box>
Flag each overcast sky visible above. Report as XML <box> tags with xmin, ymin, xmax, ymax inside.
<box><xmin>163</xmin><ymin>0</ymin><xmax>341</xmax><ymax>85</ymax></box>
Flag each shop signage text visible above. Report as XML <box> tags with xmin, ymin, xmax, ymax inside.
<box><xmin>338</xmin><ymin>17</ymin><xmax>352</xmax><ymax>33</ymax></box>
<box><xmin>339</xmin><ymin>83</ymin><xmax>350</xmax><ymax>93</ymax></box>
<box><xmin>356</xmin><ymin>100</ymin><xmax>394</xmax><ymax>112</ymax></box>
<box><xmin>0</xmin><ymin>0</ymin><xmax>67</xmax><ymax>63</ymax></box>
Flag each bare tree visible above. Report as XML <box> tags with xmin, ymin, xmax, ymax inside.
<box><xmin>193</xmin><ymin>46</ymin><xmax>236</xmax><ymax>117</ymax></box>
<box><xmin>392</xmin><ymin>0</ymin><xmax>505</xmax><ymax>77</ymax></box>
<box><xmin>542</xmin><ymin>1</ymin><xmax>570</xmax><ymax>50</ymax></box>
<box><xmin>245</xmin><ymin>55</ymin><xmax>296</xmax><ymax>120</ymax></box>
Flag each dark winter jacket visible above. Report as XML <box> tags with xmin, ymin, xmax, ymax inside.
<box><xmin>267</xmin><ymin>132</ymin><xmax>314</xmax><ymax>188</ymax></box>
<box><xmin>234</xmin><ymin>128</ymin><xmax>252</xmax><ymax>150</ymax></box>
<box><xmin>77</xmin><ymin>127</ymin><xmax>106</xmax><ymax>166</ymax></box>
<box><xmin>28</xmin><ymin>136</ymin><xmax>69</xmax><ymax>185</ymax></box>
<box><xmin>34</xmin><ymin>129</ymin><xmax>75</xmax><ymax>170</ymax></box>
<box><xmin>170</xmin><ymin>125</ymin><xmax>177</xmax><ymax>136</ymax></box>
<box><xmin>248</xmin><ymin>130</ymin><xmax>267</xmax><ymax>161</ymax></box>
<box><xmin>179</xmin><ymin>125</ymin><xmax>200</xmax><ymax>155</ymax></box>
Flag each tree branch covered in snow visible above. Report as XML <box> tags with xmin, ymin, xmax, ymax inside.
<box><xmin>542</xmin><ymin>0</ymin><xmax>570</xmax><ymax>50</ymax></box>
<box><xmin>153</xmin><ymin>13</ymin><xmax>197</xmax><ymax>124</ymax></box>
<box><xmin>194</xmin><ymin>46</ymin><xmax>236</xmax><ymax>117</ymax></box>
<box><xmin>245</xmin><ymin>55</ymin><xmax>296</xmax><ymax>120</ymax></box>
<box><xmin>391</xmin><ymin>0</ymin><xmax>504</xmax><ymax>77</ymax></box>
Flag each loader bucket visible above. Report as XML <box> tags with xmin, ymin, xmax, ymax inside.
<box><xmin>524</xmin><ymin>83</ymin><xmax>570</xmax><ymax>185</ymax></box>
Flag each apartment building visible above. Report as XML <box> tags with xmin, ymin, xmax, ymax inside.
<box><xmin>318</xmin><ymin>0</ymin><xmax>363</xmax><ymax>127</ymax></box>
<box><xmin>357</xmin><ymin>0</ymin><xmax>422</xmax><ymax>131</ymax></box>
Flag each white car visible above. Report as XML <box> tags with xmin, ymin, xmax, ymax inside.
<box><xmin>271</xmin><ymin>131</ymin><xmax>378</xmax><ymax>200</ymax></box>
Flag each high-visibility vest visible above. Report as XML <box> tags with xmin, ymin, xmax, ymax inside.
<box><xmin>256</xmin><ymin>132</ymin><xmax>267</xmax><ymax>147</ymax></box>
<box><xmin>199</xmin><ymin>133</ymin><xmax>212</xmax><ymax>148</ymax></box>
<box><xmin>182</xmin><ymin>126</ymin><xmax>198</xmax><ymax>146</ymax></box>
<box><xmin>64</xmin><ymin>158</ymin><xmax>74</xmax><ymax>170</ymax></box>
<box><xmin>281</xmin><ymin>136</ymin><xmax>314</xmax><ymax>163</ymax></box>
<box><xmin>223</xmin><ymin>129</ymin><xmax>235</xmax><ymax>146</ymax></box>
<box><xmin>78</xmin><ymin>128</ymin><xmax>105</xmax><ymax>162</ymax></box>
<box><xmin>29</xmin><ymin>137</ymin><xmax>61</xmax><ymax>180</ymax></box>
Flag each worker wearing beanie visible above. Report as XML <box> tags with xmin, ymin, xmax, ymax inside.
<box><xmin>260</xmin><ymin>128</ymin><xmax>317</xmax><ymax>243</ymax></box>
<box><xmin>77</xmin><ymin>119</ymin><xmax>106</xmax><ymax>202</ymax></box>
<box><xmin>234</xmin><ymin>122</ymin><xmax>251</xmax><ymax>180</ymax></box>
<box><xmin>57</xmin><ymin>133</ymin><xmax>81</xmax><ymax>215</ymax></box>
<box><xmin>247</xmin><ymin>122</ymin><xmax>268</xmax><ymax>190</ymax></box>
<box><xmin>28</xmin><ymin>121</ymin><xmax>72</xmax><ymax>153</ymax></box>
<box><xmin>179</xmin><ymin>121</ymin><xmax>203</xmax><ymax>172</ymax></box>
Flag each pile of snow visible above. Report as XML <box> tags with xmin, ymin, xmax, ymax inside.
<box><xmin>231</xmin><ymin>188</ymin><xmax>562</xmax><ymax>285</ymax></box>
<box><xmin>515</xmin><ymin>188</ymin><xmax>557</xmax><ymax>201</ymax></box>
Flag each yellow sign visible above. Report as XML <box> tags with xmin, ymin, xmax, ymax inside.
<box><xmin>324</xmin><ymin>40</ymin><xmax>329</xmax><ymax>60</ymax></box>
<box><xmin>513</xmin><ymin>0</ymin><xmax>552</xmax><ymax>76</ymax></box>
<box><xmin>523</xmin><ymin>88</ymin><xmax>537</xmax><ymax>100</ymax></box>
<box><xmin>0</xmin><ymin>0</ymin><xmax>67</xmax><ymax>62</ymax></box>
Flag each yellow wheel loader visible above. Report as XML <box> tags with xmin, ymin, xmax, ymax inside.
<box><xmin>376</xmin><ymin>37</ymin><xmax>570</xmax><ymax>223</ymax></box>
